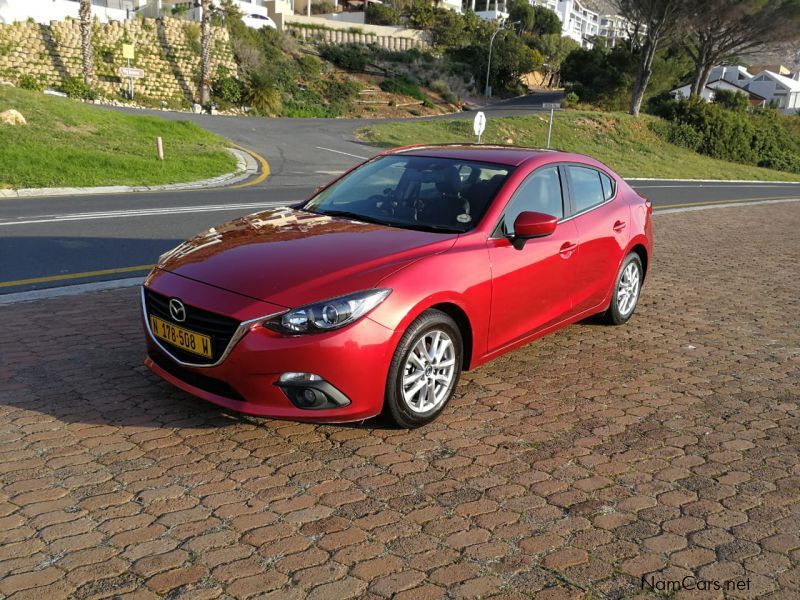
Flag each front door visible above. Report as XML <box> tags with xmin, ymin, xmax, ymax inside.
<box><xmin>487</xmin><ymin>165</ymin><xmax>579</xmax><ymax>351</ymax></box>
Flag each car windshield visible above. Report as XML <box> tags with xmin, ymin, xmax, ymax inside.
<box><xmin>303</xmin><ymin>155</ymin><xmax>513</xmax><ymax>233</ymax></box>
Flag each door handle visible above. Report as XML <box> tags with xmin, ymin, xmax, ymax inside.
<box><xmin>613</xmin><ymin>220</ymin><xmax>627</xmax><ymax>232</ymax></box>
<box><xmin>559</xmin><ymin>242</ymin><xmax>577</xmax><ymax>256</ymax></box>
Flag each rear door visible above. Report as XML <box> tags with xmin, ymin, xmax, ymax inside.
<box><xmin>564</xmin><ymin>165</ymin><xmax>631</xmax><ymax>313</ymax></box>
<box><xmin>487</xmin><ymin>165</ymin><xmax>580</xmax><ymax>351</ymax></box>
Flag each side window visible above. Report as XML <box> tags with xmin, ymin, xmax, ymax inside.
<box><xmin>501</xmin><ymin>167</ymin><xmax>563</xmax><ymax>235</ymax></box>
<box><xmin>567</xmin><ymin>166</ymin><xmax>605</xmax><ymax>214</ymax></box>
<box><xmin>599</xmin><ymin>172</ymin><xmax>615</xmax><ymax>201</ymax></box>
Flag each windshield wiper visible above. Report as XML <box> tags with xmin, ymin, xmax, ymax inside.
<box><xmin>313</xmin><ymin>209</ymin><xmax>388</xmax><ymax>226</ymax></box>
<box><xmin>313</xmin><ymin>210</ymin><xmax>461</xmax><ymax>234</ymax></box>
<box><xmin>399</xmin><ymin>223</ymin><xmax>462</xmax><ymax>234</ymax></box>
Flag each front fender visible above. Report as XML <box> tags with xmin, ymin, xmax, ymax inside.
<box><xmin>367</xmin><ymin>235</ymin><xmax>492</xmax><ymax>369</ymax></box>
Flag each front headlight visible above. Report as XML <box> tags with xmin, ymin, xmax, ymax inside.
<box><xmin>264</xmin><ymin>289</ymin><xmax>391</xmax><ymax>335</ymax></box>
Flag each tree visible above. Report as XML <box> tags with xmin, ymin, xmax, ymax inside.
<box><xmin>713</xmin><ymin>88</ymin><xmax>750</xmax><ymax>111</ymax></box>
<box><xmin>685</xmin><ymin>0</ymin><xmax>800</xmax><ymax>98</ymax></box>
<box><xmin>199</xmin><ymin>0</ymin><xmax>213</xmax><ymax>106</ymax></box>
<box><xmin>613</xmin><ymin>0</ymin><xmax>690</xmax><ymax>116</ymax></box>
<box><xmin>79</xmin><ymin>0</ymin><xmax>94</xmax><ymax>86</ymax></box>
<box><xmin>532</xmin><ymin>6</ymin><xmax>561</xmax><ymax>35</ymax></box>
<box><xmin>528</xmin><ymin>34</ymin><xmax>580</xmax><ymax>87</ymax></box>
<box><xmin>403</xmin><ymin>0</ymin><xmax>438</xmax><ymax>30</ymax></box>
<box><xmin>509</xmin><ymin>0</ymin><xmax>535</xmax><ymax>33</ymax></box>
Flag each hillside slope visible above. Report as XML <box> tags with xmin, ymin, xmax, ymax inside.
<box><xmin>358</xmin><ymin>111</ymin><xmax>800</xmax><ymax>181</ymax></box>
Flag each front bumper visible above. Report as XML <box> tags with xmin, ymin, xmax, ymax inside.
<box><xmin>142</xmin><ymin>271</ymin><xmax>396</xmax><ymax>423</ymax></box>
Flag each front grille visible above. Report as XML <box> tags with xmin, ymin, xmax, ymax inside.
<box><xmin>149</xmin><ymin>349</ymin><xmax>245</xmax><ymax>402</ymax></box>
<box><xmin>144</xmin><ymin>288</ymin><xmax>240</xmax><ymax>365</ymax></box>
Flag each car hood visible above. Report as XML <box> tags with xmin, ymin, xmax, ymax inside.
<box><xmin>157</xmin><ymin>207</ymin><xmax>458</xmax><ymax>307</ymax></box>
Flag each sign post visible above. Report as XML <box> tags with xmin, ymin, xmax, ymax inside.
<box><xmin>473</xmin><ymin>111</ymin><xmax>486</xmax><ymax>144</ymax></box>
<box><xmin>543</xmin><ymin>102</ymin><xmax>560</xmax><ymax>149</ymax></box>
<box><xmin>121</xmin><ymin>44</ymin><xmax>137</xmax><ymax>100</ymax></box>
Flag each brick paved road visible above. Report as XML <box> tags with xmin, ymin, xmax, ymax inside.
<box><xmin>1</xmin><ymin>203</ymin><xmax>798</xmax><ymax>600</ymax></box>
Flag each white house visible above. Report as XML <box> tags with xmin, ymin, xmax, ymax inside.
<box><xmin>0</xmin><ymin>0</ymin><xmax>134</xmax><ymax>25</ymax></box>
<box><xmin>530</xmin><ymin>0</ymin><xmax>598</xmax><ymax>45</ymax></box>
<box><xmin>708</xmin><ymin>65</ymin><xmax>752</xmax><ymax>86</ymax></box>
<box><xmin>746</xmin><ymin>70</ymin><xmax>800</xmax><ymax>112</ymax></box>
<box><xmin>670</xmin><ymin>78</ymin><xmax>766</xmax><ymax>107</ymax></box>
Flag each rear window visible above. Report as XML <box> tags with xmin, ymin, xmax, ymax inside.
<box><xmin>568</xmin><ymin>166</ymin><xmax>606</xmax><ymax>214</ymax></box>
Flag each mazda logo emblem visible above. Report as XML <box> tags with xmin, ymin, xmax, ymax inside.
<box><xmin>169</xmin><ymin>298</ymin><xmax>187</xmax><ymax>322</ymax></box>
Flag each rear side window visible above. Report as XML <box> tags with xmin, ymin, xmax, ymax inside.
<box><xmin>500</xmin><ymin>166</ymin><xmax>564</xmax><ymax>235</ymax></box>
<box><xmin>600</xmin><ymin>172</ymin><xmax>615</xmax><ymax>200</ymax></box>
<box><xmin>567</xmin><ymin>166</ymin><xmax>605</xmax><ymax>214</ymax></box>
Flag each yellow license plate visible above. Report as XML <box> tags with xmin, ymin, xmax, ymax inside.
<box><xmin>149</xmin><ymin>315</ymin><xmax>212</xmax><ymax>359</ymax></box>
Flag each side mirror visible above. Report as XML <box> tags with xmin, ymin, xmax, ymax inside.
<box><xmin>511</xmin><ymin>211</ymin><xmax>557</xmax><ymax>249</ymax></box>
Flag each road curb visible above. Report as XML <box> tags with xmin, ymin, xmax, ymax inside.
<box><xmin>0</xmin><ymin>147</ymin><xmax>260</xmax><ymax>199</ymax></box>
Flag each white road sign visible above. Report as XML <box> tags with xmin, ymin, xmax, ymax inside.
<box><xmin>473</xmin><ymin>111</ymin><xmax>486</xmax><ymax>137</ymax></box>
<box><xmin>542</xmin><ymin>102</ymin><xmax>561</xmax><ymax>109</ymax></box>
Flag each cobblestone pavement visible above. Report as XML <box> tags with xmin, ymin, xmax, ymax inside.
<box><xmin>1</xmin><ymin>203</ymin><xmax>799</xmax><ymax>600</ymax></box>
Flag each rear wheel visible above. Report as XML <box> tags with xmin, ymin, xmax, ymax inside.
<box><xmin>385</xmin><ymin>310</ymin><xmax>463</xmax><ymax>428</ymax></box>
<box><xmin>603</xmin><ymin>253</ymin><xmax>643</xmax><ymax>325</ymax></box>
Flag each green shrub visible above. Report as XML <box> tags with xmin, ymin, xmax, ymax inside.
<box><xmin>366</xmin><ymin>3</ymin><xmax>399</xmax><ymax>25</ymax></box>
<box><xmin>18</xmin><ymin>74</ymin><xmax>44</xmax><ymax>92</ymax></box>
<box><xmin>184</xmin><ymin>23</ymin><xmax>201</xmax><ymax>54</ymax></box>
<box><xmin>562</xmin><ymin>91</ymin><xmax>579</xmax><ymax>108</ymax></box>
<box><xmin>60</xmin><ymin>77</ymin><xmax>98</xmax><ymax>100</ymax></box>
<box><xmin>648</xmin><ymin>120</ymin><xmax>703</xmax><ymax>151</ymax></box>
<box><xmin>297</xmin><ymin>54</ymin><xmax>322</xmax><ymax>79</ymax></box>
<box><xmin>318</xmin><ymin>44</ymin><xmax>369</xmax><ymax>72</ymax></box>
<box><xmin>650</xmin><ymin>99</ymin><xmax>800</xmax><ymax>174</ymax></box>
<box><xmin>430</xmin><ymin>79</ymin><xmax>457</xmax><ymax>103</ymax></box>
<box><xmin>212</xmin><ymin>66</ymin><xmax>244</xmax><ymax>105</ymax></box>
<box><xmin>380</xmin><ymin>75</ymin><xmax>427</xmax><ymax>102</ymax></box>
<box><xmin>713</xmin><ymin>89</ymin><xmax>750</xmax><ymax>112</ymax></box>
<box><xmin>325</xmin><ymin>78</ymin><xmax>361</xmax><ymax>104</ymax></box>
<box><xmin>311</xmin><ymin>1</ymin><xmax>335</xmax><ymax>14</ymax></box>
<box><xmin>243</xmin><ymin>67</ymin><xmax>283</xmax><ymax>115</ymax></box>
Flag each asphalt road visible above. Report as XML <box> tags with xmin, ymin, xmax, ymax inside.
<box><xmin>2</xmin><ymin>93</ymin><xmax>799</xmax><ymax>294</ymax></box>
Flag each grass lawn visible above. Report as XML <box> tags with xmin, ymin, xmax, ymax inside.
<box><xmin>357</xmin><ymin>111</ymin><xmax>800</xmax><ymax>182</ymax></box>
<box><xmin>0</xmin><ymin>87</ymin><xmax>237</xmax><ymax>189</ymax></box>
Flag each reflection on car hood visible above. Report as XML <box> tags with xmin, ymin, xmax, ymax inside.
<box><xmin>158</xmin><ymin>207</ymin><xmax>458</xmax><ymax>307</ymax></box>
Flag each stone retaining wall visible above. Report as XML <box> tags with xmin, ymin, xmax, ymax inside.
<box><xmin>286</xmin><ymin>25</ymin><xmax>425</xmax><ymax>51</ymax></box>
<box><xmin>0</xmin><ymin>17</ymin><xmax>236</xmax><ymax>105</ymax></box>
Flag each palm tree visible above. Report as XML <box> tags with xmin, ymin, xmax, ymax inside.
<box><xmin>79</xmin><ymin>0</ymin><xmax>94</xmax><ymax>86</ymax></box>
<box><xmin>199</xmin><ymin>0</ymin><xmax>212</xmax><ymax>106</ymax></box>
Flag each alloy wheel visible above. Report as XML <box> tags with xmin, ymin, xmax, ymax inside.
<box><xmin>617</xmin><ymin>261</ymin><xmax>641</xmax><ymax>317</ymax></box>
<box><xmin>401</xmin><ymin>330</ymin><xmax>456</xmax><ymax>414</ymax></box>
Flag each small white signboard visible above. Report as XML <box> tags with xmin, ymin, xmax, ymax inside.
<box><xmin>473</xmin><ymin>111</ymin><xmax>486</xmax><ymax>143</ymax></box>
<box><xmin>119</xmin><ymin>67</ymin><xmax>145</xmax><ymax>79</ymax></box>
<box><xmin>542</xmin><ymin>102</ymin><xmax>561</xmax><ymax>109</ymax></box>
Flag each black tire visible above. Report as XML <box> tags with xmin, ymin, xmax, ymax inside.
<box><xmin>384</xmin><ymin>309</ymin><xmax>463</xmax><ymax>428</ymax></box>
<box><xmin>603</xmin><ymin>253</ymin><xmax>644</xmax><ymax>326</ymax></box>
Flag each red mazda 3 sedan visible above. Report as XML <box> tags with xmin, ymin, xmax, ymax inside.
<box><xmin>142</xmin><ymin>145</ymin><xmax>653</xmax><ymax>427</ymax></box>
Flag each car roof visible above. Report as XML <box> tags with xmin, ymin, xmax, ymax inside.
<box><xmin>388</xmin><ymin>144</ymin><xmax>560</xmax><ymax>167</ymax></box>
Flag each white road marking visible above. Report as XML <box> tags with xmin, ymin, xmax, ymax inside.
<box><xmin>0</xmin><ymin>201</ymin><xmax>287</xmax><ymax>226</ymax></box>
<box><xmin>634</xmin><ymin>183</ymin><xmax>800</xmax><ymax>189</ymax></box>
<box><xmin>315</xmin><ymin>146</ymin><xmax>369</xmax><ymax>160</ymax></box>
<box><xmin>654</xmin><ymin>197</ymin><xmax>800</xmax><ymax>215</ymax></box>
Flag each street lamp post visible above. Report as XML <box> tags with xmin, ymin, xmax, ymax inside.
<box><xmin>484</xmin><ymin>20</ymin><xmax>518</xmax><ymax>100</ymax></box>
<box><xmin>484</xmin><ymin>24</ymin><xmax>503</xmax><ymax>99</ymax></box>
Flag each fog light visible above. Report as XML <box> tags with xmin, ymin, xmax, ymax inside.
<box><xmin>274</xmin><ymin>374</ymin><xmax>351</xmax><ymax>410</ymax></box>
<box><xmin>279</xmin><ymin>372</ymin><xmax>323</xmax><ymax>383</ymax></box>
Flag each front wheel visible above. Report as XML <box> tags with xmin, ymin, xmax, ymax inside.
<box><xmin>603</xmin><ymin>253</ymin><xmax>643</xmax><ymax>325</ymax></box>
<box><xmin>384</xmin><ymin>310</ymin><xmax>463</xmax><ymax>428</ymax></box>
